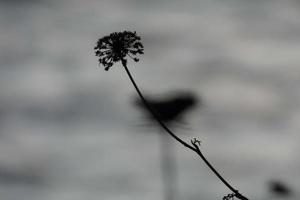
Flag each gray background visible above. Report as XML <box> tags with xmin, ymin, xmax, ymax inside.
<box><xmin>1</xmin><ymin>0</ymin><xmax>300</xmax><ymax>199</ymax></box>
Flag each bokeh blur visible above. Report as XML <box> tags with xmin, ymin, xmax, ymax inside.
<box><xmin>1</xmin><ymin>0</ymin><xmax>300</xmax><ymax>199</ymax></box>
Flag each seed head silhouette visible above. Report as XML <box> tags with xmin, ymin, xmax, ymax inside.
<box><xmin>94</xmin><ymin>31</ymin><xmax>144</xmax><ymax>71</ymax></box>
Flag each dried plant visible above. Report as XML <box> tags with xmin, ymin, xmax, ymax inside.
<box><xmin>94</xmin><ymin>30</ymin><xmax>249</xmax><ymax>200</ymax></box>
<box><xmin>94</xmin><ymin>31</ymin><xmax>143</xmax><ymax>71</ymax></box>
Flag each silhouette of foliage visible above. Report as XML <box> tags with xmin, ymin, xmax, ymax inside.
<box><xmin>94</xmin><ymin>31</ymin><xmax>144</xmax><ymax>71</ymax></box>
<box><xmin>223</xmin><ymin>193</ymin><xmax>237</xmax><ymax>200</ymax></box>
<box><xmin>134</xmin><ymin>92</ymin><xmax>198</xmax><ymax>124</ymax></box>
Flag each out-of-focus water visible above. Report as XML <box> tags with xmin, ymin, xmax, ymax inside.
<box><xmin>1</xmin><ymin>0</ymin><xmax>300</xmax><ymax>199</ymax></box>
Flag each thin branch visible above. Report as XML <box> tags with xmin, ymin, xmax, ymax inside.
<box><xmin>122</xmin><ymin>60</ymin><xmax>249</xmax><ymax>200</ymax></box>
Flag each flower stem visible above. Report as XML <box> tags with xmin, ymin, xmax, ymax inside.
<box><xmin>121</xmin><ymin>60</ymin><xmax>249</xmax><ymax>200</ymax></box>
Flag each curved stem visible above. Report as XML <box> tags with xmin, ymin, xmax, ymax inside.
<box><xmin>121</xmin><ymin>60</ymin><xmax>248</xmax><ymax>200</ymax></box>
<box><xmin>121</xmin><ymin>60</ymin><xmax>194</xmax><ymax>151</ymax></box>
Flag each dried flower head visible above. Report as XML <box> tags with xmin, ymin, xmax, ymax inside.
<box><xmin>94</xmin><ymin>31</ymin><xmax>144</xmax><ymax>71</ymax></box>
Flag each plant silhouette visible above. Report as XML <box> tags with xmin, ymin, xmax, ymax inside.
<box><xmin>94</xmin><ymin>30</ymin><xmax>249</xmax><ymax>200</ymax></box>
<box><xmin>134</xmin><ymin>91</ymin><xmax>198</xmax><ymax>200</ymax></box>
<box><xmin>94</xmin><ymin>31</ymin><xmax>143</xmax><ymax>71</ymax></box>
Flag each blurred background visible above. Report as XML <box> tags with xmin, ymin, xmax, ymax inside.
<box><xmin>1</xmin><ymin>0</ymin><xmax>300</xmax><ymax>199</ymax></box>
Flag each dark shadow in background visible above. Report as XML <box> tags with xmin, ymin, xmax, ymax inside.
<box><xmin>0</xmin><ymin>166</ymin><xmax>44</xmax><ymax>186</ymax></box>
<box><xmin>268</xmin><ymin>180</ymin><xmax>293</xmax><ymax>198</ymax></box>
<box><xmin>133</xmin><ymin>91</ymin><xmax>200</xmax><ymax>200</ymax></box>
<box><xmin>0</xmin><ymin>0</ymin><xmax>40</xmax><ymax>3</ymax></box>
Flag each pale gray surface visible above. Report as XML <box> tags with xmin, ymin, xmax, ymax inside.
<box><xmin>1</xmin><ymin>0</ymin><xmax>300</xmax><ymax>199</ymax></box>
